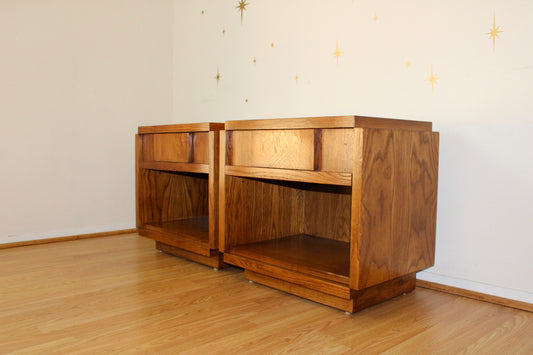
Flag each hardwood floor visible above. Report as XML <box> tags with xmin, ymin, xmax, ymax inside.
<box><xmin>1</xmin><ymin>234</ymin><xmax>531</xmax><ymax>354</ymax></box>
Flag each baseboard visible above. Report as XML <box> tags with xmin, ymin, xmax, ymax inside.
<box><xmin>0</xmin><ymin>229</ymin><xmax>138</xmax><ymax>249</ymax></box>
<box><xmin>417</xmin><ymin>279</ymin><xmax>533</xmax><ymax>313</ymax></box>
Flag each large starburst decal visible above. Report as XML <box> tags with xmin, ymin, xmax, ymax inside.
<box><xmin>236</xmin><ymin>0</ymin><xmax>249</xmax><ymax>24</ymax></box>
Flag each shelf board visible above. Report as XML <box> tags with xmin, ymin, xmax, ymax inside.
<box><xmin>225</xmin><ymin>166</ymin><xmax>352</xmax><ymax>186</ymax></box>
<box><xmin>139</xmin><ymin>161</ymin><xmax>209</xmax><ymax>174</ymax></box>
<box><xmin>228</xmin><ymin>234</ymin><xmax>349</xmax><ymax>285</ymax></box>
<box><xmin>142</xmin><ymin>216</ymin><xmax>209</xmax><ymax>247</ymax></box>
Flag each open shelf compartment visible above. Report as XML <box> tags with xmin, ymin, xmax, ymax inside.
<box><xmin>136</xmin><ymin>123</ymin><xmax>225</xmax><ymax>268</ymax></box>
<box><xmin>222</xmin><ymin>176</ymin><xmax>352</xmax><ymax>292</ymax></box>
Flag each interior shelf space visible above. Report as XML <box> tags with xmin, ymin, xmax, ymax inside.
<box><xmin>143</xmin><ymin>216</ymin><xmax>209</xmax><ymax>245</ymax></box>
<box><xmin>222</xmin><ymin>176</ymin><xmax>352</xmax><ymax>287</ymax></box>
<box><xmin>228</xmin><ymin>234</ymin><xmax>350</xmax><ymax>284</ymax></box>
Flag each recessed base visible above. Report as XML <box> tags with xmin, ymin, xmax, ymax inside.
<box><xmin>156</xmin><ymin>242</ymin><xmax>228</xmax><ymax>269</ymax></box>
<box><xmin>244</xmin><ymin>270</ymin><xmax>416</xmax><ymax>313</ymax></box>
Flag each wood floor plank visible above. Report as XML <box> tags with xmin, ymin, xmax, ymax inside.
<box><xmin>0</xmin><ymin>234</ymin><xmax>531</xmax><ymax>354</ymax></box>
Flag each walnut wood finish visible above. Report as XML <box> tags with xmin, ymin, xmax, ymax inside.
<box><xmin>221</xmin><ymin>115</ymin><xmax>439</xmax><ymax>312</ymax></box>
<box><xmin>354</xmin><ymin>129</ymin><xmax>439</xmax><ymax>289</ymax></box>
<box><xmin>136</xmin><ymin>123</ymin><xmax>224</xmax><ymax>268</ymax></box>
<box><xmin>224</xmin><ymin>115</ymin><xmax>432</xmax><ymax>131</ymax></box>
<box><xmin>138</xmin><ymin>122</ymin><xmax>224</xmax><ymax>134</ymax></box>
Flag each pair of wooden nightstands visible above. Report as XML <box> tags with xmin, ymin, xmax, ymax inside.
<box><xmin>136</xmin><ymin>116</ymin><xmax>439</xmax><ymax>312</ymax></box>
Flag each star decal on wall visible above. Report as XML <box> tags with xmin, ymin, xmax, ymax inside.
<box><xmin>236</xmin><ymin>0</ymin><xmax>249</xmax><ymax>24</ymax></box>
<box><xmin>486</xmin><ymin>15</ymin><xmax>503</xmax><ymax>51</ymax></box>
<box><xmin>215</xmin><ymin>67</ymin><xmax>221</xmax><ymax>87</ymax></box>
<box><xmin>333</xmin><ymin>41</ymin><xmax>342</xmax><ymax>65</ymax></box>
<box><xmin>426</xmin><ymin>65</ymin><xmax>438</xmax><ymax>93</ymax></box>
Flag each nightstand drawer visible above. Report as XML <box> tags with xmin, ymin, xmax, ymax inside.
<box><xmin>227</xmin><ymin>128</ymin><xmax>354</xmax><ymax>173</ymax></box>
<box><xmin>141</xmin><ymin>132</ymin><xmax>209</xmax><ymax>164</ymax></box>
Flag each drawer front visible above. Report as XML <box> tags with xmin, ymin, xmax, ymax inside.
<box><xmin>228</xmin><ymin>128</ymin><xmax>354</xmax><ymax>173</ymax></box>
<box><xmin>230</xmin><ymin>129</ymin><xmax>315</xmax><ymax>170</ymax></box>
<box><xmin>141</xmin><ymin>132</ymin><xmax>209</xmax><ymax>164</ymax></box>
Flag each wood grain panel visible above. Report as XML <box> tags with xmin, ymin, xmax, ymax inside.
<box><xmin>223</xmin><ymin>176</ymin><xmax>304</xmax><ymax>248</ymax></box>
<box><xmin>138</xmin><ymin>161</ymin><xmax>209</xmax><ymax>174</ymax></box>
<box><xmin>320</xmin><ymin>128</ymin><xmax>354</xmax><ymax>173</ymax></box>
<box><xmin>354</xmin><ymin>116</ymin><xmax>433</xmax><ymax>131</ymax></box>
<box><xmin>223</xmin><ymin>253</ymin><xmax>351</xmax><ymax>299</ymax></box>
<box><xmin>140</xmin><ymin>228</ymin><xmax>209</xmax><ymax>256</ymax></box>
<box><xmin>244</xmin><ymin>270</ymin><xmax>355</xmax><ymax>312</ymax></box>
<box><xmin>356</xmin><ymin>129</ymin><xmax>439</xmax><ymax>289</ymax></box>
<box><xmin>156</xmin><ymin>242</ymin><xmax>227</xmax><ymax>268</ymax></box>
<box><xmin>192</xmin><ymin>132</ymin><xmax>209</xmax><ymax>164</ymax></box>
<box><xmin>143</xmin><ymin>217</ymin><xmax>209</xmax><ymax>244</ymax></box>
<box><xmin>141</xmin><ymin>133</ymin><xmax>189</xmax><ymax>163</ymax></box>
<box><xmin>349</xmin><ymin>128</ymin><xmax>364</xmax><ymax>290</ymax></box>
<box><xmin>208</xmin><ymin>131</ymin><xmax>221</xmax><ymax>250</ymax></box>
<box><xmin>218</xmin><ymin>131</ymin><xmax>227</xmax><ymax>251</ymax></box>
<box><xmin>230</xmin><ymin>129</ymin><xmax>314</xmax><ymax>170</ymax></box>
<box><xmin>228</xmin><ymin>234</ymin><xmax>350</xmax><ymax>284</ymax></box>
<box><xmin>137</xmin><ymin>170</ymin><xmax>208</xmax><ymax>226</ymax></box>
<box><xmin>225</xmin><ymin>166</ymin><xmax>352</xmax><ymax>186</ymax></box>
<box><xmin>303</xmin><ymin>184</ymin><xmax>352</xmax><ymax>242</ymax></box>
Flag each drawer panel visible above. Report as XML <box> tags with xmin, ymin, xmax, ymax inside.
<box><xmin>141</xmin><ymin>132</ymin><xmax>209</xmax><ymax>164</ymax></box>
<box><xmin>142</xmin><ymin>133</ymin><xmax>189</xmax><ymax>163</ymax></box>
<box><xmin>230</xmin><ymin>129</ymin><xmax>314</xmax><ymax>170</ymax></box>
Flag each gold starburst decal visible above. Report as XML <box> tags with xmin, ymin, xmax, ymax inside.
<box><xmin>486</xmin><ymin>15</ymin><xmax>503</xmax><ymax>51</ymax></box>
<box><xmin>333</xmin><ymin>41</ymin><xmax>342</xmax><ymax>65</ymax></box>
<box><xmin>295</xmin><ymin>74</ymin><xmax>299</xmax><ymax>83</ymax></box>
<box><xmin>406</xmin><ymin>61</ymin><xmax>412</xmax><ymax>67</ymax></box>
<box><xmin>426</xmin><ymin>65</ymin><xmax>438</xmax><ymax>93</ymax></box>
<box><xmin>373</xmin><ymin>13</ymin><xmax>378</xmax><ymax>23</ymax></box>
<box><xmin>215</xmin><ymin>67</ymin><xmax>221</xmax><ymax>87</ymax></box>
<box><xmin>236</xmin><ymin>0</ymin><xmax>248</xmax><ymax>24</ymax></box>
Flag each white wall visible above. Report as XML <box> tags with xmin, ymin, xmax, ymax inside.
<box><xmin>173</xmin><ymin>0</ymin><xmax>533</xmax><ymax>303</ymax></box>
<box><xmin>0</xmin><ymin>1</ymin><xmax>174</xmax><ymax>243</ymax></box>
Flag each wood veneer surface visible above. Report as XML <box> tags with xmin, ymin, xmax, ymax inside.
<box><xmin>229</xmin><ymin>234</ymin><xmax>350</xmax><ymax>284</ymax></box>
<box><xmin>143</xmin><ymin>216</ymin><xmax>209</xmax><ymax>244</ymax></box>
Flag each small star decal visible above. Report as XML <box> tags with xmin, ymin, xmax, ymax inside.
<box><xmin>426</xmin><ymin>65</ymin><xmax>439</xmax><ymax>93</ymax></box>
<box><xmin>215</xmin><ymin>67</ymin><xmax>221</xmax><ymax>87</ymax></box>
<box><xmin>333</xmin><ymin>41</ymin><xmax>342</xmax><ymax>65</ymax></box>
